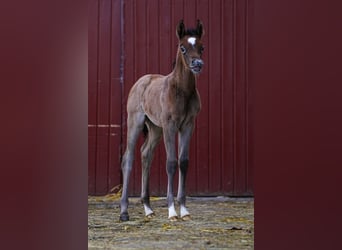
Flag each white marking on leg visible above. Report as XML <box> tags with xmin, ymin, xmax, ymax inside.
<box><xmin>187</xmin><ymin>37</ymin><xmax>196</xmax><ymax>46</ymax></box>
<box><xmin>180</xmin><ymin>205</ymin><xmax>190</xmax><ymax>218</ymax></box>
<box><xmin>168</xmin><ymin>203</ymin><xmax>178</xmax><ymax>218</ymax></box>
<box><xmin>143</xmin><ymin>204</ymin><xmax>154</xmax><ymax>216</ymax></box>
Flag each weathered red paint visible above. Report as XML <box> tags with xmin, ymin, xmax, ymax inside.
<box><xmin>88</xmin><ymin>0</ymin><xmax>122</xmax><ymax>195</ymax></box>
<box><xmin>88</xmin><ymin>0</ymin><xmax>253</xmax><ymax>196</ymax></box>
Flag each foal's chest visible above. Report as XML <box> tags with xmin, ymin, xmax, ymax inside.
<box><xmin>167</xmin><ymin>88</ymin><xmax>201</xmax><ymax>127</ymax></box>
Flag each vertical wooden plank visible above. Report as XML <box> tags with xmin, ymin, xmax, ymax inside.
<box><xmin>221</xmin><ymin>0</ymin><xmax>235</xmax><ymax>194</ymax></box>
<box><xmin>95</xmin><ymin>0</ymin><xmax>112</xmax><ymax>195</ymax></box>
<box><xmin>88</xmin><ymin>135</ymin><xmax>97</xmax><ymax>194</ymax></box>
<box><xmin>173</xmin><ymin>0</ymin><xmax>184</xmax><ymax>26</ymax></box>
<box><xmin>159</xmin><ymin>0</ymin><xmax>172</xmax><ymax>76</ymax></box>
<box><xmin>108</xmin><ymin>0</ymin><xmax>123</xmax><ymax>191</ymax></box>
<box><xmin>231</xmin><ymin>0</ymin><xmax>238</xmax><ymax>195</ymax></box>
<box><xmin>196</xmin><ymin>0</ymin><xmax>210</xmax><ymax>194</ymax></box>
<box><xmin>184</xmin><ymin>0</ymin><xmax>196</xmax><ymax>25</ymax></box>
<box><xmin>208</xmin><ymin>0</ymin><xmax>223</xmax><ymax>194</ymax></box>
<box><xmin>247</xmin><ymin>0</ymin><xmax>254</xmax><ymax>195</ymax></box>
<box><xmin>234</xmin><ymin>0</ymin><xmax>248</xmax><ymax>195</ymax></box>
<box><xmin>88</xmin><ymin>0</ymin><xmax>99</xmax><ymax>195</ymax></box>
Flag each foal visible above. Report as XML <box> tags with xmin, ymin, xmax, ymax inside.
<box><xmin>120</xmin><ymin>20</ymin><xmax>204</xmax><ymax>221</ymax></box>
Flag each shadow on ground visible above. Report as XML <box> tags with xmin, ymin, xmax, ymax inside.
<box><xmin>88</xmin><ymin>196</ymin><xmax>254</xmax><ymax>249</ymax></box>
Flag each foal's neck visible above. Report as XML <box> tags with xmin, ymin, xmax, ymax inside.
<box><xmin>170</xmin><ymin>50</ymin><xmax>196</xmax><ymax>94</ymax></box>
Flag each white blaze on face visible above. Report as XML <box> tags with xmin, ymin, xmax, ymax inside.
<box><xmin>188</xmin><ymin>37</ymin><xmax>196</xmax><ymax>46</ymax></box>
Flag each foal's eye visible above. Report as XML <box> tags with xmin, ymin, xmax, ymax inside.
<box><xmin>199</xmin><ymin>46</ymin><xmax>204</xmax><ymax>54</ymax></box>
<box><xmin>180</xmin><ymin>45</ymin><xmax>186</xmax><ymax>54</ymax></box>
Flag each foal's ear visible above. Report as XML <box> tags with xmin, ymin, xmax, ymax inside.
<box><xmin>196</xmin><ymin>19</ymin><xmax>204</xmax><ymax>38</ymax></box>
<box><xmin>176</xmin><ymin>19</ymin><xmax>186</xmax><ymax>39</ymax></box>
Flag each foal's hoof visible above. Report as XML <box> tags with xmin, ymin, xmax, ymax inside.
<box><xmin>181</xmin><ymin>215</ymin><xmax>191</xmax><ymax>221</ymax></box>
<box><xmin>145</xmin><ymin>212</ymin><xmax>155</xmax><ymax>219</ymax></box>
<box><xmin>119</xmin><ymin>212</ymin><xmax>129</xmax><ymax>222</ymax></box>
<box><xmin>169</xmin><ymin>216</ymin><xmax>178</xmax><ymax>222</ymax></box>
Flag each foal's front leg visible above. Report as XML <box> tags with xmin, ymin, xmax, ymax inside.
<box><xmin>177</xmin><ymin>124</ymin><xmax>194</xmax><ymax>220</ymax></box>
<box><xmin>163</xmin><ymin>124</ymin><xmax>178</xmax><ymax>221</ymax></box>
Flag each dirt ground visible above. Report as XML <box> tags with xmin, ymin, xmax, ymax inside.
<box><xmin>88</xmin><ymin>196</ymin><xmax>254</xmax><ymax>249</ymax></box>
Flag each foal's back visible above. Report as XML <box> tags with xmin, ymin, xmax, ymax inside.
<box><xmin>127</xmin><ymin>73</ymin><xmax>168</xmax><ymax>128</ymax></box>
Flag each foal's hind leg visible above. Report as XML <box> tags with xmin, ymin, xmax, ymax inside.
<box><xmin>177</xmin><ymin>124</ymin><xmax>194</xmax><ymax>220</ymax></box>
<box><xmin>120</xmin><ymin>111</ymin><xmax>145</xmax><ymax>221</ymax></box>
<box><xmin>140</xmin><ymin>121</ymin><xmax>162</xmax><ymax>218</ymax></box>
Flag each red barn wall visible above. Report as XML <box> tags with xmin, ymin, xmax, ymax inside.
<box><xmin>89</xmin><ymin>0</ymin><xmax>253</xmax><ymax>196</ymax></box>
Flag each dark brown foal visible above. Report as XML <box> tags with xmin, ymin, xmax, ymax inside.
<box><xmin>120</xmin><ymin>20</ymin><xmax>205</xmax><ymax>221</ymax></box>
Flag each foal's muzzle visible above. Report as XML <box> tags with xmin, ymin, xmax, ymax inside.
<box><xmin>190</xmin><ymin>58</ymin><xmax>204</xmax><ymax>74</ymax></box>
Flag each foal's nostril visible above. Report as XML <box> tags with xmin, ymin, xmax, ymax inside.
<box><xmin>192</xmin><ymin>59</ymin><xmax>203</xmax><ymax>67</ymax></box>
<box><xmin>190</xmin><ymin>59</ymin><xmax>204</xmax><ymax>73</ymax></box>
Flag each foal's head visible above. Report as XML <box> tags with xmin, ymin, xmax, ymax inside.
<box><xmin>176</xmin><ymin>20</ymin><xmax>204</xmax><ymax>74</ymax></box>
